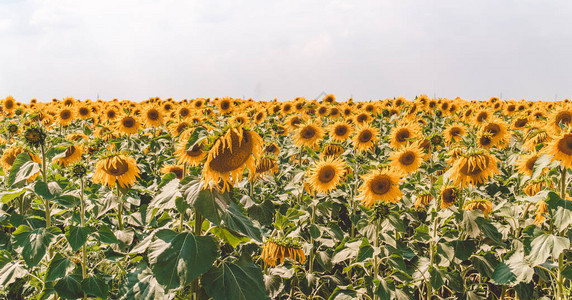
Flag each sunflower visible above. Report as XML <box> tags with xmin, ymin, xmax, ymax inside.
<box><xmin>177</xmin><ymin>106</ymin><xmax>191</xmax><ymax>119</ymax></box>
<box><xmin>293</xmin><ymin>122</ymin><xmax>324</xmax><ymax>149</ymax></box>
<box><xmin>533</xmin><ymin>200</ymin><xmax>548</xmax><ymax>225</ymax></box>
<box><xmin>218</xmin><ymin>98</ymin><xmax>233</xmax><ymax>114</ymax></box>
<box><xmin>523</xmin><ymin>124</ymin><xmax>551</xmax><ymax>151</ymax></box>
<box><xmin>264</xmin><ymin>143</ymin><xmax>280</xmax><ymax>156</ymax></box>
<box><xmin>285</xmin><ymin>115</ymin><xmax>306</xmax><ymax>131</ymax></box>
<box><xmin>252</xmin><ymin>110</ymin><xmax>267</xmax><ymax>125</ymax></box>
<box><xmin>544</xmin><ymin>132</ymin><xmax>572</xmax><ymax>170</ymax></box>
<box><xmin>251</xmin><ymin>157</ymin><xmax>279</xmax><ymax>180</ymax></box>
<box><xmin>92</xmin><ymin>154</ymin><xmax>140</xmax><ymax>189</ymax></box>
<box><xmin>512</xmin><ymin>116</ymin><xmax>529</xmax><ymax>129</ymax></box>
<box><xmin>76</xmin><ymin>104</ymin><xmax>92</xmax><ymax>120</ymax></box>
<box><xmin>116</xmin><ymin>115</ymin><xmax>140</xmax><ymax>135</ymax></box>
<box><xmin>143</xmin><ymin>107</ymin><xmax>164</xmax><ymax>127</ymax></box>
<box><xmin>548</xmin><ymin>108</ymin><xmax>572</xmax><ymax>134</ymax></box>
<box><xmin>0</xmin><ymin>146</ymin><xmax>41</xmax><ymax>172</ymax></box>
<box><xmin>202</xmin><ymin>127</ymin><xmax>263</xmax><ymax>192</ymax></box>
<box><xmin>390</xmin><ymin>123</ymin><xmax>420</xmax><ymax>149</ymax></box>
<box><xmin>464</xmin><ymin>199</ymin><xmax>493</xmax><ymax>218</ymax></box>
<box><xmin>353</xmin><ymin>125</ymin><xmax>378</xmax><ymax>152</ymax></box>
<box><xmin>524</xmin><ymin>177</ymin><xmax>551</xmax><ymax>196</ymax></box>
<box><xmin>321</xmin><ymin>143</ymin><xmax>344</xmax><ymax>159</ymax></box>
<box><xmin>175</xmin><ymin>139</ymin><xmax>207</xmax><ymax>167</ymax></box>
<box><xmin>444</xmin><ymin>123</ymin><xmax>466</xmax><ymax>144</ymax></box>
<box><xmin>414</xmin><ymin>192</ymin><xmax>433</xmax><ymax>209</ymax></box>
<box><xmin>306</xmin><ymin>157</ymin><xmax>346</xmax><ymax>194</ymax></box>
<box><xmin>260</xmin><ymin>237</ymin><xmax>305</xmax><ymax>267</ymax></box>
<box><xmin>58</xmin><ymin>108</ymin><xmax>74</xmax><ymax>126</ymax></box>
<box><xmin>354</xmin><ymin>112</ymin><xmax>371</xmax><ymax>125</ymax></box>
<box><xmin>161</xmin><ymin>164</ymin><xmax>184</xmax><ymax>180</ymax></box>
<box><xmin>516</xmin><ymin>152</ymin><xmax>540</xmax><ymax>176</ymax></box>
<box><xmin>104</xmin><ymin>106</ymin><xmax>119</xmax><ymax>123</ymax></box>
<box><xmin>54</xmin><ymin>144</ymin><xmax>83</xmax><ymax>167</ymax></box>
<box><xmin>3</xmin><ymin>96</ymin><xmax>16</xmax><ymax>113</ymax></box>
<box><xmin>479</xmin><ymin>118</ymin><xmax>509</xmax><ymax>148</ymax></box>
<box><xmin>474</xmin><ymin>109</ymin><xmax>490</xmax><ymax>124</ymax></box>
<box><xmin>328</xmin><ymin>122</ymin><xmax>353</xmax><ymax>142</ymax></box>
<box><xmin>449</xmin><ymin>149</ymin><xmax>499</xmax><ymax>187</ymax></box>
<box><xmin>389</xmin><ymin>143</ymin><xmax>424</xmax><ymax>175</ymax></box>
<box><xmin>358</xmin><ymin>168</ymin><xmax>403</xmax><ymax>208</ymax></box>
<box><xmin>440</xmin><ymin>186</ymin><xmax>459</xmax><ymax>209</ymax></box>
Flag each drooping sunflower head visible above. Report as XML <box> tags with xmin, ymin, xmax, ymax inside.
<box><xmin>306</xmin><ymin>157</ymin><xmax>346</xmax><ymax>194</ymax></box>
<box><xmin>161</xmin><ymin>164</ymin><xmax>184</xmax><ymax>180</ymax></box>
<box><xmin>328</xmin><ymin>122</ymin><xmax>353</xmax><ymax>142</ymax></box>
<box><xmin>464</xmin><ymin>198</ymin><xmax>493</xmax><ymax>218</ymax></box>
<box><xmin>321</xmin><ymin>143</ymin><xmax>345</xmax><ymax>159</ymax></box>
<box><xmin>523</xmin><ymin>177</ymin><xmax>552</xmax><ymax>196</ymax></box>
<box><xmin>389</xmin><ymin>143</ymin><xmax>424</xmax><ymax>175</ymax></box>
<box><xmin>260</xmin><ymin>237</ymin><xmax>305</xmax><ymax>267</ymax></box>
<box><xmin>353</xmin><ymin>125</ymin><xmax>378</xmax><ymax>152</ymax></box>
<box><xmin>358</xmin><ymin>168</ymin><xmax>403</xmax><ymax>208</ymax></box>
<box><xmin>440</xmin><ymin>186</ymin><xmax>459</xmax><ymax>209</ymax></box>
<box><xmin>202</xmin><ymin>127</ymin><xmax>263</xmax><ymax>192</ymax></box>
<box><xmin>449</xmin><ymin>149</ymin><xmax>499</xmax><ymax>187</ymax></box>
<box><xmin>414</xmin><ymin>192</ymin><xmax>434</xmax><ymax>210</ymax></box>
<box><xmin>92</xmin><ymin>153</ymin><xmax>140</xmax><ymax>189</ymax></box>
<box><xmin>251</xmin><ymin>156</ymin><xmax>278</xmax><ymax>181</ymax></box>
<box><xmin>293</xmin><ymin>122</ymin><xmax>324</xmax><ymax>148</ymax></box>
<box><xmin>175</xmin><ymin>131</ymin><xmax>207</xmax><ymax>167</ymax></box>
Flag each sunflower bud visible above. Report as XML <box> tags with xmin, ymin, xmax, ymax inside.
<box><xmin>372</xmin><ymin>202</ymin><xmax>391</xmax><ymax>222</ymax></box>
<box><xmin>71</xmin><ymin>164</ymin><xmax>88</xmax><ymax>178</ymax></box>
<box><xmin>23</xmin><ymin>126</ymin><xmax>47</xmax><ymax>148</ymax></box>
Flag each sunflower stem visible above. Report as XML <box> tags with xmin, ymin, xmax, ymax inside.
<box><xmin>372</xmin><ymin>218</ymin><xmax>380</xmax><ymax>300</ymax></box>
<box><xmin>191</xmin><ymin>210</ymin><xmax>204</xmax><ymax>299</ymax></box>
<box><xmin>80</xmin><ymin>178</ymin><xmax>88</xmax><ymax>300</ymax></box>
<box><xmin>40</xmin><ymin>143</ymin><xmax>50</xmax><ymax>228</ymax></box>
<box><xmin>309</xmin><ymin>202</ymin><xmax>316</xmax><ymax>274</ymax></box>
<box><xmin>116</xmin><ymin>184</ymin><xmax>124</xmax><ymax>231</ymax></box>
<box><xmin>556</xmin><ymin>167</ymin><xmax>567</xmax><ymax>299</ymax></box>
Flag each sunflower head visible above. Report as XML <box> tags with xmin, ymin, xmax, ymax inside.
<box><xmin>260</xmin><ymin>237</ymin><xmax>305</xmax><ymax>267</ymax></box>
<box><xmin>358</xmin><ymin>168</ymin><xmax>403</xmax><ymax>208</ymax></box>
<box><xmin>23</xmin><ymin>125</ymin><xmax>47</xmax><ymax>148</ymax></box>
<box><xmin>545</xmin><ymin>132</ymin><xmax>572</xmax><ymax>170</ymax></box>
<box><xmin>440</xmin><ymin>186</ymin><xmax>459</xmax><ymax>209</ymax></box>
<box><xmin>414</xmin><ymin>192</ymin><xmax>434</xmax><ymax>210</ymax></box>
<box><xmin>389</xmin><ymin>143</ymin><xmax>424</xmax><ymax>175</ymax></box>
<box><xmin>294</xmin><ymin>122</ymin><xmax>324</xmax><ymax>148</ymax></box>
<box><xmin>449</xmin><ymin>148</ymin><xmax>499</xmax><ymax>187</ymax></box>
<box><xmin>321</xmin><ymin>143</ymin><xmax>345</xmax><ymax>159</ymax></box>
<box><xmin>353</xmin><ymin>125</ymin><xmax>378</xmax><ymax>152</ymax></box>
<box><xmin>371</xmin><ymin>202</ymin><xmax>392</xmax><ymax>222</ymax></box>
<box><xmin>161</xmin><ymin>164</ymin><xmax>184</xmax><ymax>180</ymax></box>
<box><xmin>329</xmin><ymin>122</ymin><xmax>353</xmax><ymax>142</ymax></box>
<box><xmin>92</xmin><ymin>153</ymin><xmax>140</xmax><ymax>189</ymax></box>
<box><xmin>463</xmin><ymin>198</ymin><xmax>493</xmax><ymax>218</ymax></box>
<box><xmin>306</xmin><ymin>157</ymin><xmax>346</xmax><ymax>194</ymax></box>
<box><xmin>71</xmin><ymin>163</ymin><xmax>88</xmax><ymax>179</ymax></box>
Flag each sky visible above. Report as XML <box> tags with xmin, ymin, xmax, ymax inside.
<box><xmin>1</xmin><ymin>0</ymin><xmax>572</xmax><ymax>103</ymax></box>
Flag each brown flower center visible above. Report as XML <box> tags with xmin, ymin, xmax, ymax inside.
<box><xmin>208</xmin><ymin>130</ymin><xmax>254</xmax><ymax>172</ymax></box>
<box><xmin>318</xmin><ymin>165</ymin><xmax>336</xmax><ymax>183</ymax></box>
<box><xmin>334</xmin><ymin>125</ymin><xmax>348</xmax><ymax>137</ymax></box>
<box><xmin>370</xmin><ymin>175</ymin><xmax>391</xmax><ymax>195</ymax></box>
<box><xmin>147</xmin><ymin>109</ymin><xmax>160</xmax><ymax>121</ymax></box>
<box><xmin>122</xmin><ymin>117</ymin><xmax>136</xmax><ymax>128</ymax></box>
<box><xmin>556</xmin><ymin>111</ymin><xmax>571</xmax><ymax>126</ymax></box>
<box><xmin>396</xmin><ymin>129</ymin><xmax>410</xmax><ymax>143</ymax></box>
<box><xmin>65</xmin><ymin>146</ymin><xmax>76</xmax><ymax>158</ymax></box>
<box><xmin>300</xmin><ymin>126</ymin><xmax>317</xmax><ymax>140</ymax></box>
<box><xmin>79</xmin><ymin>107</ymin><xmax>90</xmax><ymax>116</ymax></box>
<box><xmin>399</xmin><ymin>151</ymin><xmax>416</xmax><ymax>166</ymax></box>
<box><xmin>358</xmin><ymin>130</ymin><xmax>373</xmax><ymax>143</ymax></box>
<box><xmin>186</xmin><ymin>144</ymin><xmax>204</xmax><ymax>157</ymax></box>
<box><xmin>526</xmin><ymin>156</ymin><xmax>537</xmax><ymax>171</ymax></box>
<box><xmin>60</xmin><ymin>110</ymin><xmax>71</xmax><ymax>120</ymax></box>
<box><xmin>557</xmin><ymin>134</ymin><xmax>572</xmax><ymax>155</ymax></box>
<box><xmin>484</xmin><ymin>123</ymin><xmax>501</xmax><ymax>136</ymax></box>
<box><xmin>104</xmin><ymin>157</ymin><xmax>129</xmax><ymax>176</ymax></box>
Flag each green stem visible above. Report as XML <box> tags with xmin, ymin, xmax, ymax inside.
<box><xmin>191</xmin><ymin>210</ymin><xmax>204</xmax><ymax>299</ymax></box>
<box><xmin>116</xmin><ymin>185</ymin><xmax>124</xmax><ymax>231</ymax></box>
<box><xmin>80</xmin><ymin>178</ymin><xmax>87</xmax><ymax>300</ymax></box>
<box><xmin>40</xmin><ymin>143</ymin><xmax>50</xmax><ymax>228</ymax></box>
<box><xmin>309</xmin><ymin>203</ymin><xmax>316</xmax><ymax>274</ymax></box>
<box><xmin>428</xmin><ymin>216</ymin><xmax>439</xmax><ymax>300</ymax></box>
<box><xmin>556</xmin><ymin>167</ymin><xmax>567</xmax><ymax>300</ymax></box>
<box><xmin>373</xmin><ymin>218</ymin><xmax>380</xmax><ymax>300</ymax></box>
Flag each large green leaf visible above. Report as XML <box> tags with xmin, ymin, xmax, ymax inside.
<box><xmin>202</xmin><ymin>259</ymin><xmax>267</xmax><ymax>300</ymax></box>
<box><xmin>210</xmin><ymin>226</ymin><xmax>250</xmax><ymax>248</ymax></box>
<box><xmin>182</xmin><ymin>179</ymin><xmax>228</xmax><ymax>225</ymax></box>
<box><xmin>545</xmin><ymin>191</ymin><xmax>572</xmax><ymax>232</ymax></box>
<box><xmin>34</xmin><ymin>181</ymin><xmax>61</xmax><ymax>200</ymax></box>
<box><xmin>475</xmin><ymin>217</ymin><xmax>503</xmax><ymax>245</ymax></box>
<box><xmin>222</xmin><ymin>202</ymin><xmax>262</xmax><ymax>242</ymax></box>
<box><xmin>13</xmin><ymin>225</ymin><xmax>60</xmax><ymax>267</ymax></box>
<box><xmin>527</xmin><ymin>233</ymin><xmax>570</xmax><ymax>266</ymax></box>
<box><xmin>147</xmin><ymin>178</ymin><xmax>180</xmax><ymax>219</ymax></box>
<box><xmin>147</xmin><ymin>229</ymin><xmax>218</xmax><ymax>290</ymax></box>
<box><xmin>65</xmin><ymin>226</ymin><xmax>92</xmax><ymax>252</ymax></box>
<box><xmin>54</xmin><ymin>274</ymin><xmax>83</xmax><ymax>299</ymax></box>
<box><xmin>0</xmin><ymin>188</ymin><xmax>27</xmax><ymax>204</ymax></box>
<box><xmin>82</xmin><ymin>275</ymin><xmax>109</xmax><ymax>299</ymax></box>
<box><xmin>8</xmin><ymin>153</ymin><xmax>40</xmax><ymax>187</ymax></box>
<box><xmin>119</xmin><ymin>264</ymin><xmax>172</xmax><ymax>300</ymax></box>
<box><xmin>0</xmin><ymin>261</ymin><xmax>27</xmax><ymax>287</ymax></box>
<box><xmin>45</xmin><ymin>253</ymin><xmax>75</xmax><ymax>282</ymax></box>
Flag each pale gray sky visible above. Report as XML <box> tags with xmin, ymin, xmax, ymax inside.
<box><xmin>1</xmin><ymin>0</ymin><xmax>571</xmax><ymax>102</ymax></box>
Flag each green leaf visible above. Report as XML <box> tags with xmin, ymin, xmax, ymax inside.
<box><xmin>545</xmin><ymin>191</ymin><xmax>572</xmax><ymax>232</ymax></box>
<box><xmin>202</xmin><ymin>259</ymin><xmax>266</xmax><ymax>300</ymax></box>
<box><xmin>82</xmin><ymin>275</ymin><xmax>109</xmax><ymax>299</ymax></box>
<box><xmin>182</xmin><ymin>179</ymin><xmax>228</xmax><ymax>225</ymax></box>
<box><xmin>147</xmin><ymin>229</ymin><xmax>218</xmax><ymax>290</ymax></box>
<box><xmin>356</xmin><ymin>238</ymin><xmax>374</xmax><ymax>262</ymax></box>
<box><xmin>119</xmin><ymin>264</ymin><xmax>172</xmax><ymax>300</ymax></box>
<box><xmin>96</xmin><ymin>225</ymin><xmax>119</xmax><ymax>244</ymax></box>
<box><xmin>148</xmin><ymin>178</ymin><xmax>180</xmax><ymax>219</ymax></box>
<box><xmin>470</xmin><ymin>252</ymin><xmax>499</xmax><ymax>278</ymax></box>
<box><xmin>34</xmin><ymin>181</ymin><xmax>61</xmax><ymax>200</ymax></box>
<box><xmin>13</xmin><ymin>225</ymin><xmax>60</xmax><ymax>267</ymax></box>
<box><xmin>429</xmin><ymin>266</ymin><xmax>444</xmax><ymax>290</ymax></box>
<box><xmin>475</xmin><ymin>217</ymin><xmax>503</xmax><ymax>245</ymax></box>
<box><xmin>0</xmin><ymin>188</ymin><xmax>27</xmax><ymax>204</ymax></box>
<box><xmin>65</xmin><ymin>226</ymin><xmax>92</xmax><ymax>252</ymax></box>
<box><xmin>8</xmin><ymin>153</ymin><xmax>40</xmax><ymax>187</ymax></box>
<box><xmin>210</xmin><ymin>226</ymin><xmax>250</xmax><ymax>248</ymax></box>
<box><xmin>45</xmin><ymin>253</ymin><xmax>75</xmax><ymax>282</ymax></box>
<box><xmin>531</xmin><ymin>154</ymin><xmax>552</xmax><ymax>180</ymax></box>
<box><xmin>54</xmin><ymin>274</ymin><xmax>83</xmax><ymax>299</ymax></box>
<box><xmin>527</xmin><ymin>234</ymin><xmax>570</xmax><ymax>266</ymax></box>
<box><xmin>0</xmin><ymin>261</ymin><xmax>27</xmax><ymax>287</ymax></box>
<box><xmin>222</xmin><ymin>202</ymin><xmax>262</xmax><ymax>242</ymax></box>
<box><xmin>450</xmin><ymin>240</ymin><xmax>476</xmax><ymax>261</ymax></box>
<box><xmin>374</xmin><ymin>278</ymin><xmax>393</xmax><ymax>300</ymax></box>
<box><xmin>562</xmin><ymin>264</ymin><xmax>572</xmax><ymax>280</ymax></box>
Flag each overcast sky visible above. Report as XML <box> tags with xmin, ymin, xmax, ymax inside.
<box><xmin>1</xmin><ymin>0</ymin><xmax>571</xmax><ymax>103</ymax></box>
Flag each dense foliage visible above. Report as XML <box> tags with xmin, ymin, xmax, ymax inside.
<box><xmin>0</xmin><ymin>95</ymin><xmax>571</xmax><ymax>299</ymax></box>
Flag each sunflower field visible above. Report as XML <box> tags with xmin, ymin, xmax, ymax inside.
<box><xmin>0</xmin><ymin>94</ymin><xmax>571</xmax><ymax>300</ymax></box>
